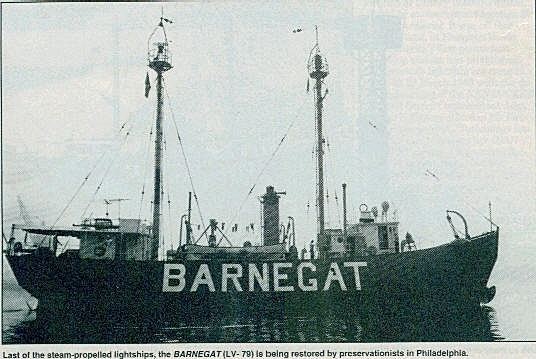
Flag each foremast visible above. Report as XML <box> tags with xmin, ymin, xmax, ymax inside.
<box><xmin>308</xmin><ymin>27</ymin><xmax>329</xmax><ymax>241</ymax></box>
<box><xmin>148</xmin><ymin>17</ymin><xmax>173</xmax><ymax>259</ymax></box>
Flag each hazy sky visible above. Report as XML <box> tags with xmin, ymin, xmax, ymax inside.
<box><xmin>2</xmin><ymin>1</ymin><xmax>534</xmax><ymax>265</ymax></box>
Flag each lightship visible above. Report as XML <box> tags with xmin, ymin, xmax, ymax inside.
<box><xmin>4</xmin><ymin>17</ymin><xmax>498</xmax><ymax>322</ymax></box>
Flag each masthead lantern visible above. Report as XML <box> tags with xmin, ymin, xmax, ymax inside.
<box><xmin>308</xmin><ymin>49</ymin><xmax>329</xmax><ymax>80</ymax></box>
<box><xmin>148</xmin><ymin>20</ymin><xmax>173</xmax><ymax>73</ymax></box>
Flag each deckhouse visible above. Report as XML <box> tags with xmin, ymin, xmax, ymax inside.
<box><xmin>318</xmin><ymin>202</ymin><xmax>400</xmax><ymax>259</ymax></box>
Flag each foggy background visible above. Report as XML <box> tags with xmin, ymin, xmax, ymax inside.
<box><xmin>2</xmin><ymin>1</ymin><xmax>535</xmax><ymax>339</ymax></box>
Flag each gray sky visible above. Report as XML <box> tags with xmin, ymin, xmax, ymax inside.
<box><xmin>2</xmin><ymin>1</ymin><xmax>534</xmax><ymax>266</ymax></box>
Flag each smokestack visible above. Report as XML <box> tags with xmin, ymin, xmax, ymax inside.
<box><xmin>262</xmin><ymin>186</ymin><xmax>285</xmax><ymax>245</ymax></box>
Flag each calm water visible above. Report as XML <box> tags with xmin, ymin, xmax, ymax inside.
<box><xmin>2</xmin><ymin>288</ymin><xmax>503</xmax><ymax>343</ymax></box>
<box><xmin>2</xmin><ymin>305</ymin><xmax>501</xmax><ymax>343</ymax></box>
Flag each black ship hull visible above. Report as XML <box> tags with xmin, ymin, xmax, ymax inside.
<box><xmin>6</xmin><ymin>231</ymin><xmax>498</xmax><ymax>322</ymax></box>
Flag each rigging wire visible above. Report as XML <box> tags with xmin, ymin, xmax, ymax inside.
<box><xmin>56</xmin><ymin>128</ymin><xmax>134</xmax><ymax>254</ymax></box>
<box><xmin>37</xmin><ymin>120</ymin><xmax>135</xmax><ymax>248</ymax></box>
<box><xmin>334</xmin><ymin>189</ymin><xmax>342</xmax><ymax>228</ymax></box>
<box><xmin>50</xmin><ymin>176</ymin><xmax>90</xmax><ymax>228</ymax></box>
<box><xmin>56</xmin><ymin>111</ymin><xmax>146</xmax><ymax>252</ymax></box>
<box><xmin>162</xmin><ymin>78</ymin><xmax>207</xmax><ymax>236</ymax></box>
<box><xmin>308</xmin><ymin>143</ymin><xmax>316</xmax><ymax>225</ymax></box>
<box><xmin>137</xmin><ymin>122</ymin><xmax>154</xmax><ymax>231</ymax></box>
<box><xmin>322</xmin><ymin>80</ymin><xmax>338</xmax><ymax>230</ymax></box>
<box><xmin>167</xmin><ymin>188</ymin><xmax>173</xmax><ymax>252</ymax></box>
<box><xmin>359</xmin><ymin>97</ymin><xmax>497</xmax><ymax>228</ymax></box>
<box><xmin>426</xmin><ymin>174</ymin><xmax>498</xmax><ymax>228</ymax></box>
<box><xmin>53</xmin><ymin>128</ymin><xmax>124</xmax><ymax>225</ymax></box>
<box><xmin>162</xmin><ymin>130</ymin><xmax>174</xmax><ymax>253</ymax></box>
<box><xmin>223</xmin><ymin>98</ymin><xmax>309</xmax><ymax>238</ymax></box>
<box><xmin>349</xmin><ymin>53</ymin><xmax>495</xmax><ymax>228</ymax></box>
<box><xmin>323</xmin><ymin>136</ymin><xmax>344</xmax><ymax>230</ymax></box>
<box><xmin>80</xmin><ymin>127</ymin><xmax>133</xmax><ymax>219</ymax></box>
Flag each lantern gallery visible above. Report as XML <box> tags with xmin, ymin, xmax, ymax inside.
<box><xmin>162</xmin><ymin>262</ymin><xmax>367</xmax><ymax>293</ymax></box>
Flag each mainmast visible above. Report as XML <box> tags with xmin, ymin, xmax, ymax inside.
<box><xmin>148</xmin><ymin>16</ymin><xmax>173</xmax><ymax>259</ymax></box>
<box><xmin>308</xmin><ymin>26</ymin><xmax>329</xmax><ymax>237</ymax></box>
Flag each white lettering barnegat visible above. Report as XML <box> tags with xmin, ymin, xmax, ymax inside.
<box><xmin>162</xmin><ymin>262</ymin><xmax>367</xmax><ymax>292</ymax></box>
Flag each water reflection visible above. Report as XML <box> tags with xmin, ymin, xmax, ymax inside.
<box><xmin>3</xmin><ymin>304</ymin><xmax>501</xmax><ymax>343</ymax></box>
